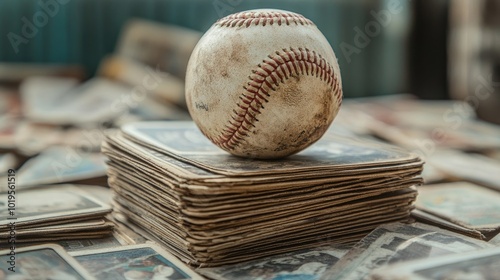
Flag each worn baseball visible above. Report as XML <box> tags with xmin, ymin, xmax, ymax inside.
<box><xmin>186</xmin><ymin>9</ymin><xmax>342</xmax><ymax>159</ymax></box>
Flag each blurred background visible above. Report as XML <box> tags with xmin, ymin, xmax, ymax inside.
<box><xmin>0</xmin><ymin>0</ymin><xmax>499</xmax><ymax>190</ymax></box>
<box><xmin>1</xmin><ymin>0</ymin><xmax>498</xmax><ymax>105</ymax></box>
<box><xmin>4</xmin><ymin>0</ymin><xmax>424</xmax><ymax>98</ymax></box>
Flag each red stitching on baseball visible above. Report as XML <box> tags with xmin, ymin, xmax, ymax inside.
<box><xmin>216</xmin><ymin>11</ymin><xmax>314</xmax><ymax>28</ymax></box>
<box><xmin>212</xmin><ymin>47</ymin><xmax>341</xmax><ymax>151</ymax></box>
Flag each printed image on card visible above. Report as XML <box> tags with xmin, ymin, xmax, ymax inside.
<box><xmin>198</xmin><ymin>244</ymin><xmax>351</xmax><ymax>280</ymax></box>
<box><xmin>14</xmin><ymin>146</ymin><xmax>107</xmax><ymax>188</ymax></box>
<box><xmin>320</xmin><ymin>222</ymin><xmax>493</xmax><ymax>280</ymax></box>
<box><xmin>416</xmin><ymin>182</ymin><xmax>500</xmax><ymax>229</ymax></box>
<box><xmin>122</xmin><ymin>121</ymin><xmax>420</xmax><ymax>176</ymax></box>
<box><xmin>72</xmin><ymin>244</ymin><xmax>202</xmax><ymax>279</ymax></box>
<box><xmin>371</xmin><ymin>247</ymin><xmax>500</xmax><ymax>280</ymax></box>
<box><xmin>0</xmin><ymin>244</ymin><xmax>94</xmax><ymax>280</ymax></box>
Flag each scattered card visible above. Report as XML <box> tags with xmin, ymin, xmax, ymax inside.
<box><xmin>72</xmin><ymin>243</ymin><xmax>203</xmax><ymax>279</ymax></box>
<box><xmin>198</xmin><ymin>244</ymin><xmax>351</xmax><ymax>280</ymax></box>
<box><xmin>370</xmin><ymin>247</ymin><xmax>500</xmax><ymax>280</ymax></box>
<box><xmin>320</xmin><ymin>222</ymin><xmax>493</xmax><ymax>280</ymax></box>
<box><xmin>426</xmin><ymin>150</ymin><xmax>500</xmax><ymax>191</ymax></box>
<box><xmin>0</xmin><ymin>244</ymin><xmax>95</xmax><ymax>279</ymax></box>
<box><xmin>415</xmin><ymin>182</ymin><xmax>500</xmax><ymax>235</ymax></box>
<box><xmin>0</xmin><ymin>146</ymin><xmax>107</xmax><ymax>192</ymax></box>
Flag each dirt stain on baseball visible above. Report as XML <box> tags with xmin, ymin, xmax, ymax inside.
<box><xmin>277</xmin><ymin>75</ymin><xmax>303</xmax><ymax>106</ymax></box>
<box><xmin>229</xmin><ymin>35</ymin><xmax>249</xmax><ymax>65</ymax></box>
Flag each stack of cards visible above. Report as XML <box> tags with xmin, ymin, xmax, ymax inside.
<box><xmin>102</xmin><ymin>121</ymin><xmax>424</xmax><ymax>266</ymax></box>
<box><xmin>0</xmin><ymin>185</ymin><xmax>113</xmax><ymax>244</ymax></box>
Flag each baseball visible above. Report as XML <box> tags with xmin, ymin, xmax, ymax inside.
<box><xmin>186</xmin><ymin>9</ymin><xmax>343</xmax><ymax>159</ymax></box>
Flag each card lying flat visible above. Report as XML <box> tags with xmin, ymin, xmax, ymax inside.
<box><xmin>0</xmin><ymin>243</ymin><xmax>95</xmax><ymax>280</ymax></box>
<box><xmin>121</xmin><ymin>121</ymin><xmax>421</xmax><ymax>176</ymax></box>
<box><xmin>72</xmin><ymin>243</ymin><xmax>203</xmax><ymax>279</ymax></box>
<box><xmin>320</xmin><ymin>222</ymin><xmax>493</xmax><ymax>280</ymax></box>
<box><xmin>370</xmin><ymin>246</ymin><xmax>500</xmax><ymax>280</ymax></box>
<box><xmin>416</xmin><ymin>182</ymin><xmax>500</xmax><ymax>231</ymax></box>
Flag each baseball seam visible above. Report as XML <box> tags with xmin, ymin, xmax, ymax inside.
<box><xmin>216</xmin><ymin>11</ymin><xmax>314</xmax><ymax>28</ymax></box>
<box><xmin>213</xmin><ymin>47</ymin><xmax>342</xmax><ymax>151</ymax></box>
